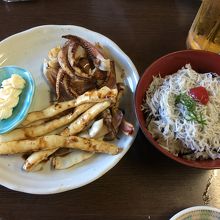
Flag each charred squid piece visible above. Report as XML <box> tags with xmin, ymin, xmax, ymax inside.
<box><xmin>114</xmin><ymin>83</ymin><xmax>125</xmax><ymax>109</ymax></box>
<box><xmin>103</xmin><ymin>130</ymin><xmax>115</xmax><ymax>141</ymax></box>
<box><xmin>93</xmin><ymin>68</ymin><xmax>108</xmax><ymax>88</ymax></box>
<box><xmin>70</xmin><ymin>78</ymin><xmax>97</xmax><ymax>96</ymax></box>
<box><xmin>102</xmin><ymin>109</ymin><xmax>118</xmax><ymax>141</ymax></box>
<box><xmin>103</xmin><ymin>108</ymin><xmax>124</xmax><ymax>141</ymax></box>
<box><xmin>73</xmin><ymin>66</ymin><xmax>93</xmax><ymax>80</ymax></box>
<box><xmin>62</xmin><ymin>35</ymin><xmax>110</xmax><ymax>72</ymax></box>
<box><xmin>120</xmin><ymin>119</ymin><xmax>134</xmax><ymax>136</ymax></box>
<box><xmin>104</xmin><ymin>83</ymin><xmax>125</xmax><ymax>140</ymax></box>
<box><xmin>102</xmin><ymin>109</ymin><xmax>115</xmax><ymax>141</ymax></box>
<box><xmin>92</xmin><ymin>68</ymin><xmax>107</xmax><ymax>80</ymax></box>
<box><xmin>55</xmin><ymin>68</ymin><xmax>65</xmax><ymax>100</ymax></box>
<box><xmin>67</xmin><ymin>43</ymin><xmax>92</xmax><ymax>80</ymax></box>
<box><xmin>67</xmin><ymin>43</ymin><xmax>86</xmax><ymax>67</ymax></box>
<box><xmin>111</xmin><ymin>108</ymin><xmax>124</xmax><ymax>133</ymax></box>
<box><xmin>101</xmin><ymin>60</ymin><xmax>117</xmax><ymax>89</ymax></box>
<box><xmin>58</xmin><ymin>44</ymin><xmax>75</xmax><ymax>78</ymax></box>
<box><xmin>62</xmin><ymin>74</ymin><xmax>78</xmax><ymax>98</ymax></box>
<box><xmin>78</xmin><ymin>58</ymin><xmax>92</xmax><ymax>74</ymax></box>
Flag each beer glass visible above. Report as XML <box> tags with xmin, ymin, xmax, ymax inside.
<box><xmin>186</xmin><ymin>0</ymin><xmax>220</xmax><ymax>53</ymax></box>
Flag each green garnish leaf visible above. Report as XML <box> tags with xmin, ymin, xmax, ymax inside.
<box><xmin>175</xmin><ymin>93</ymin><xmax>206</xmax><ymax>128</ymax></box>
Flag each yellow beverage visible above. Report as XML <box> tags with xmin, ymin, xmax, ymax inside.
<box><xmin>186</xmin><ymin>0</ymin><xmax>220</xmax><ymax>53</ymax></box>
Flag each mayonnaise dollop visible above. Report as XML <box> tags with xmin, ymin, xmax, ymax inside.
<box><xmin>0</xmin><ymin>74</ymin><xmax>25</xmax><ymax>120</ymax></box>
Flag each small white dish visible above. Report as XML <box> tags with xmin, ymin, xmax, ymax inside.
<box><xmin>170</xmin><ymin>206</ymin><xmax>220</xmax><ymax>220</ymax></box>
<box><xmin>0</xmin><ymin>25</ymin><xmax>139</xmax><ymax>194</ymax></box>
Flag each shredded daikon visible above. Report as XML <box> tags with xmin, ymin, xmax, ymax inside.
<box><xmin>142</xmin><ymin>64</ymin><xmax>220</xmax><ymax>160</ymax></box>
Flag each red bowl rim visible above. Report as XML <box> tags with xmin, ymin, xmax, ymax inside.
<box><xmin>135</xmin><ymin>49</ymin><xmax>220</xmax><ymax>169</ymax></box>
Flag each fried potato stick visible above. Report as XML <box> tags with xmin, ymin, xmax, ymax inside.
<box><xmin>21</xmin><ymin>86</ymin><xmax>117</xmax><ymax>126</ymax></box>
<box><xmin>0</xmin><ymin>103</ymin><xmax>94</xmax><ymax>143</ymax></box>
<box><xmin>61</xmin><ymin>101</ymin><xmax>111</xmax><ymax>136</ymax></box>
<box><xmin>0</xmin><ymin>135</ymin><xmax>121</xmax><ymax>155</ymax></box>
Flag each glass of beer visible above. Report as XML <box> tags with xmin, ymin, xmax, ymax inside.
<box><xmin>186</xmin><ymin>0</ymin><xmax>220</xmax><ymax>53</ymax></box>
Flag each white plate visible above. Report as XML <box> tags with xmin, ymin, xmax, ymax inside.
<box><xmin>170</xmin><ymin>206</ymin><xmax>220</xmax><ymax>220</ymax></box>
<box><xmin>0</xmin><ymin>25</ymin><xmax>139</xmax><ymax>194</ymax></box>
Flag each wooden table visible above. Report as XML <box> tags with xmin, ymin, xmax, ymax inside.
<box><xmin>0</xmin><ymin>0</ymin><xmax>220</xmax><ymax>219</ymax></box>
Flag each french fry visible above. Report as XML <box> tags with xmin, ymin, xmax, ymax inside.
<box><xmin>0</xmin><ymin>103</ymin><xmax>94</xmax><ymax>143</ymax></box>
<box><xmin>0</xmin><ymin>135</ymin><xmax>121</xmax><ymax>155</ymax></box>
<box><xmin>52</xmin><ymin>150</ymin><xmax>94</xmax><ymax>170</ymax></box>
<box><xmin>61</xmin><ymin>101</ymin><xmax>111</xmax><ymax>136</ymax></box>
<box><xmin>21</xmin><ymin>86</ymin><xmax>117</xmax><ymax>126</ymax></box>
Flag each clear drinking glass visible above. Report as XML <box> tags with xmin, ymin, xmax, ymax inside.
<box><xmin>186</xmin><ymin>0</ymin><xmax>220</xmax><ymax>53</ymax></box>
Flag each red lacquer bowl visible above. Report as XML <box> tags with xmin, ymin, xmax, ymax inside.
<box><xmin>135</xmin><ymin>50</ymin><xmax>220</xmax><ymax>169</ymax></box>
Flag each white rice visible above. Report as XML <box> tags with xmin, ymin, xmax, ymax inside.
<box><xmin>142</xmin><ymin>64</ymin><xmax>220</xmax><ymax>160</ymax></box>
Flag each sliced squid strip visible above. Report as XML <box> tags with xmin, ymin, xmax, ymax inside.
<box><xmin>52</xmin><ymin>150</ymin><xmax>94</xmax><ymax>170</ymax></box>
<box><xmin>21</xmin><ymin>100</ymin><xmax>76</xmax><ymax>126</ymax></box>
<box><xmin>61</xmin><ymin>101</ymin><xmax>111</xmax><ymax>136</ymax></box>
<box><xmin>22</xmin><ymin>119</ymin><xmax>47</xmax><ymax>128</ymax></box>
<box><xmin>0</xmin><ymin>135</ymin><xmax>121</xmax><ymax>155</ymax></box>
<box><xmin>0</xmin><ymin>103</ymin><xmax>94</xmax><ymax>143</ymax></box>
<box><xmin>88</xmin><ymin>118</ymin><xmax>109</xmax><ymax>138</ymax></box>
<box><xmin>21</xmin><ymin>86</ymin><xmax>116</xmax><ymax>126</ymax></box>
<box><xmin>23</xmin><ymin>149</ymin><xmax>58</xmax><ymax>172</ymax></box>
<box><xmin>74</xmin><ymin>86</ymin><xmax>117</xmax><ymax>106</ymax></box>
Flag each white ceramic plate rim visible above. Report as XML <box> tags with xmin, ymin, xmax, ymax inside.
<box><xmin>170</xmin><ymin>206</ymin><xmax>220</xmax><ymax>220</ymax></box>
<box><xmin>0</xmin><ymin>25</ymin><xmax>139</xmax><ymax>194</ymax></box>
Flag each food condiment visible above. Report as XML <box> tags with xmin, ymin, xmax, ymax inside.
<box><xmin>0</xmin><ymin>74</ymin><xmax>26</xmax><ymax>120</ymax></box>
<box><xmin>175</xmin><ymin>93</ymin><xmax>206</xmax><ymax>128</ymax></box>
<box><xmin>189</xmin><ymin>86</ymin><xmax>209</xmax><ymax>105</ymax></box>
